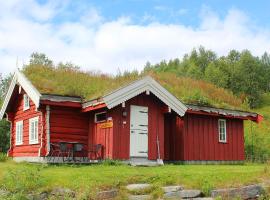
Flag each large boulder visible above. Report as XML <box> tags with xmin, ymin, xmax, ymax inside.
<box><xmin>211</xmin><ymin>184</ymin><xmax>263</xmax><ymax>199</ymax></box>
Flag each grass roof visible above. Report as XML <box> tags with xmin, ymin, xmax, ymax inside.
<box><xmin>23</xmin><ymin>65</ymin><xmax>244</xmax><ymax>109</ymax></box>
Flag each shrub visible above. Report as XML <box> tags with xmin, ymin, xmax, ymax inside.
<box><xmin>0</xmin><ymin>152</ymin><xmax>8</xmax><ymax>162</ymax></box>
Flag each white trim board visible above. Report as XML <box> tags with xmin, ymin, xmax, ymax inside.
<box><xmin>103</xmin><ymin>76</ymin><xmax>187</xmax><ymax>116</ymax></box>
<box><xmin>0</xmin><ymin>70</ymin><xmax>41</xmax><ymax>120</ymax></box>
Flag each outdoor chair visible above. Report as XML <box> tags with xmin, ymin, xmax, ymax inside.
<box><xmin>88</xmin><ymin>144</ymin><xmax>103</xmax><ymax>160</ymax></box>
<box><xmin>73</xmin><ymin>143</ymin><xmax>85</xmax><ymax>162</ymax></box>
<box><xmin>58</xmin><ymin>142</ymin><xmax>72</xmax><ymax>162</ymax></box>
<box><xmin>47</xmin><ymin>143</ymin><xmax>60</xmax><ymax>162</ymax></box>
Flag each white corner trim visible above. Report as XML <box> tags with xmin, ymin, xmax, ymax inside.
<box><xmin>0</xmin><ymin>70</ymin><xmax>41</xmax><ymax>120</ymax></box>
<box><xmin>45</xmin><ymin>105</ymin><xmax>50</xmax><ymax>156</ymax></box>
<box><xmin>103</xmin><ymin>76</ymin><xmax>188</xmax><ymax>116</ymax></box>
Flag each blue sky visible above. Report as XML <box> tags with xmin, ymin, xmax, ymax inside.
<box><xmin>0</xmin><ymin>0</ymin><xmax>270</xmax><ymax>75</ymax></box>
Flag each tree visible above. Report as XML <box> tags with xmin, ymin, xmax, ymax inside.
<box><xmin>0</xmin><ymin>74</ymin><xmax>11</xmax><ymax>152</ymax></box>
<box><xmin>29</xmin><ymin>52</ymin><xmax>53</xmax><ymax>67</ymax></box>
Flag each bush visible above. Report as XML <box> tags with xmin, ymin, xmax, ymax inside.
<box><xmin>0</xmin><ymin>152</ymin><xmax>8</xmax><ymax>162</ymax></box>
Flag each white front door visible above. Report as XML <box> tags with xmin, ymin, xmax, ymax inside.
<box><xmin>130</xmin><ymin>105</ymin><xmax>148</xmax><ymax>157</ymax></box>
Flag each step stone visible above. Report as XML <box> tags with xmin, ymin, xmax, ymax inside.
<box><xmin>128</xmin><ymin>194</ymin><xmax>151</xmax><ymax>200</ymax></box>
<box><xmin>162</xmin><ymin>185</ymin><xmax>183</xmax><ymax>193</ymax></box>
<box><xmin>126</xmin><ymin>184</ymin><xmax>151</xmax><ymax>192</ymax></box>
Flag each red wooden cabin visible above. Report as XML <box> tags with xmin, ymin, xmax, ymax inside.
<box><xmin>0</xmin><ymin>71</ymin><xmax>262</xmax><ymax>164</ymax></box>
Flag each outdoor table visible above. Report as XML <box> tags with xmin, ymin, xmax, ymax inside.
<box><xmin>59</xmin><ymin>141</ymin><xmax>81</xmax><ymax>162</ymax></box>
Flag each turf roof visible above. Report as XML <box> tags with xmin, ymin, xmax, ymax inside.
<box><xmin>22</xmin><ymin>65</ymin><xmax>243</xmax><ymax>109</ymax></box>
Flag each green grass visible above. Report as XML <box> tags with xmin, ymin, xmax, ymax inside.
<box><xmin>0</xmin><ymin>161</ymin><xmax>269</xmax><ymax>199</ymax></box>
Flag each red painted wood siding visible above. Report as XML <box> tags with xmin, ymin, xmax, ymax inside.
<box><xmin>88</xmin><ymin>113</ymin><xmax>113</xmax><ymax>159</ymax></box>
<box><xmin>49</xmin><ymin>106</ymin><xmax>89</xmax><ymax>147</ymax></box>
<box><xmin>110</xmin><ymin>93</ymin><xmax>166</xmax><ymax>160</ymax></box>
<box><xmin>164</xmin><ymin>114</ymin><xmax>184</xmax><ymax>160</ymax></box>
<box><xmin>182</xmin><ymin>113</ymin><xmax>245</xmax><ymax>161</ymax></box>
<box><xmin>8</xmin><ymin>91</ymin><xmax>45</xmax><ymax>157</ymax></box>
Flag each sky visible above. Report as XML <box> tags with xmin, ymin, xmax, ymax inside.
<box><xmin>0</xmin><ymin>0</ymin><xmax>270</xmax><ymax>75</ymax></box>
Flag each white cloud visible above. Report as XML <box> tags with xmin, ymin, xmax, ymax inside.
<box><xmin>0</xmin><ymin>2</ymin><xmax>270</xmax><ymax>76</ymax></box>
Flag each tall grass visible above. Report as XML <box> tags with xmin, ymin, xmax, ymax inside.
<box><xmin>23</xmin><ymin>66</ymin><xmax>242</xmax><ymax>109</ymax></box>
<box><xmin>0</xmin><ymin>153</ymin><xmax>8</xmax><ymax>162</ymax></box>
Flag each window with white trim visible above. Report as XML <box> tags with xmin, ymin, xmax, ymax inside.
<box><xmin>29</xmin><ymin>117</ymin><xmax>39</xmax><ymax>144</ymax></box>
<box><xmin>23</xmin><ymin>94</ymin><xmax>30</xmax><ymax>111</ymax></box>
<box><xmin>218</xmin><ymin>119</ymin><xmax>227</xmax><ymax>143</ymax></box>
<box><xmin>15</xmin><ymin>121</ymin><xmax>23</xmax><ymax>145</ymax></box>
<box><xmin>95</xmin><ymin>112</ymin><xmax>107</xmax><ymax>123</ymax></box>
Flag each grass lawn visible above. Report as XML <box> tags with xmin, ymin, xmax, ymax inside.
<box><xmin>0</xmin><ymin>160</ymin><xmax>269</xmax><ymax>199</ymax></box>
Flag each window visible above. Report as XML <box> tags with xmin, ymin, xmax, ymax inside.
<box><xmin>29</xmin><ymin>117</ymin><xmax>39</xmax><ymax>144</ymax></box>
<box><xmin>23</xmin><ymin>94</ymin><xmax>30</xmax><ymax>111</ymax></box>
<box><xmin>95</xmin><ymin>112</ymin><xmax>107</xmax><ymax>123</ymax></box>
<box><xmin>15</xmin><ymin>121</ymin><xmax>23</xmax><ymax>145</ymax></box>
<box><xmin>218</xmin><ymin>119</ymin><xmax>227</xmax><ymax>143</ymax></box>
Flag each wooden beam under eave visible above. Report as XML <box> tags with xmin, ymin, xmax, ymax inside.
<box><xmin>82</xmin><ymin>103</ymin><xmax>107</xmax><ymax>113</ymax></box>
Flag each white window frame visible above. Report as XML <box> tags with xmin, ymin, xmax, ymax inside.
<box><xmin>94</xmin><ymin>112</ymin><xmax>107</xmax><ymax>123</ymax></box>
<box><xmin>218</xmin><ymin>119</ymin><xmax>227</xmax><ymax>143</ymax></box>
<box><xmin>23</xmin><ymin>94</ymin><xmax>30</xmax><ymax>111</ymax></box>
<box><xmin>29</xmin><ymin>116</ymin><xmax>39</xmax><ymax>144</ymax></box>
<box><xmin>15</xmin><ymin>120</ymin><xmax>23</xmax><ymax>145</ymax></box>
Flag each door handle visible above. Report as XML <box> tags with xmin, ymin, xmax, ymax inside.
<box><xmin>139</xmin><ymin>132</ymin><xmax>148</xmax><ymax>135</ymax></box>
<box><xmin>139</xmin><ymin>151</ymin><xmax>148</xmax><ymax>153</ymax></box>
<box><xmin>139</xmin><ymin>125</ymin><xmax>148</xmax><ymax>127</ymax></box>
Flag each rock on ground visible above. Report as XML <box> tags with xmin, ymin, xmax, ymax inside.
<box><xmin>179</xmin><ymin>189</ymin><xmax>202</xmax><ymax>199</ymax></box>
<box><xmin>164</xmin><ymin>189</ymin><xmax>202</xmax><ymax>199</ymax></box>
<box><xmin>128</xmin><ymin>194</ymin><xmax>151</xmax><ymax>200</ymax></box>
<box><xmin>50</xmin><ymin>188</ymin><xmax>76</xmax><ymax>198</ymax></box>
<box><xmin>211</xmin><ymin>184</ymin><xmax>263</xmax><ymax>200</ymax></box>
<box><xmin>96</xmin><ymin>189</ymin><xmax>118</xmax><ymax>199</ymax></box>
<box><xmin>126</xmin><ymin>184</ymin><xmax>151</xmax><ymax>191</ymax></box>
<box><xmin>162</xmin><ymin>186</ymin><xmax>183</xmax><ymax>193</ymax></box>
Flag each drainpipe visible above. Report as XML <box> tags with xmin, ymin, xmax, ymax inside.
<box><xmin>45</xmin><ymin>105</ymin><xmax>50</xmax><ymax>156</ymax></box>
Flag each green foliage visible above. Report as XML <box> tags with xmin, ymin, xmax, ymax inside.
<box><xmin>144</xmin><ymin>47</ymin><xmax>270</xmax><ymax>108</ymax></box>
<box><xmin>0</xmin><ymin>162</ymin><xmax>269</xmax><ymax>198</ymax></box>
<box><xmin>2</xmin><ymin>166</ymin><xmax>44</xmax><ymax>193</ymax></box>
<box><xmin>0</xmin><ymin>153</ymin><xmax>8</xmax><ymax>162</ymax></box>
<box><xmin>102</xmin><ymin>159</ymin><xmax>123</xmax><ymax>166</ymax></box>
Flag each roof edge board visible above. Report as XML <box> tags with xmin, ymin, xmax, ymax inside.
<box><xmin>0</xmin><ymin>70</ymin><xmax>42</xmax><ymax>120</ymax></box>
<box><xmin>103</xmin><ymin>76</ymin><xmax>187</xmax><ymax>116</ymax></box>
<box><xmin>0</xmin><ymin>73</ymin><xmax>17</xmax><ymax>119</ymax></box>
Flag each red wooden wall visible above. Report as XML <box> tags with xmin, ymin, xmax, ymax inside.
<box><xmin>50</xmin><ymin>106</ymin><xmax>89</xmax><ymax>146</ymax></box>
<box><xmin>8</xmin><ymin>91</ymin><xmax>45</xmax><ymax>157</ymax></box>
<box><xmin>110</xmin><ymin>93</ymin><xmax>166</xmax><ymax>160</ymax></box>
<box><xmin>88</xmin><ymin>113</ymin><xmax>114</xmax><ymax>159</ymax></box>
<box><xmin>165</xmin><ymin>113</ymin><xmax>245</xmax><ymax>161</ymax></box>
<box><xmin>164</xmin><ymin>114</ymin><xmax>184</xmax><ymax>160</ymax></box>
